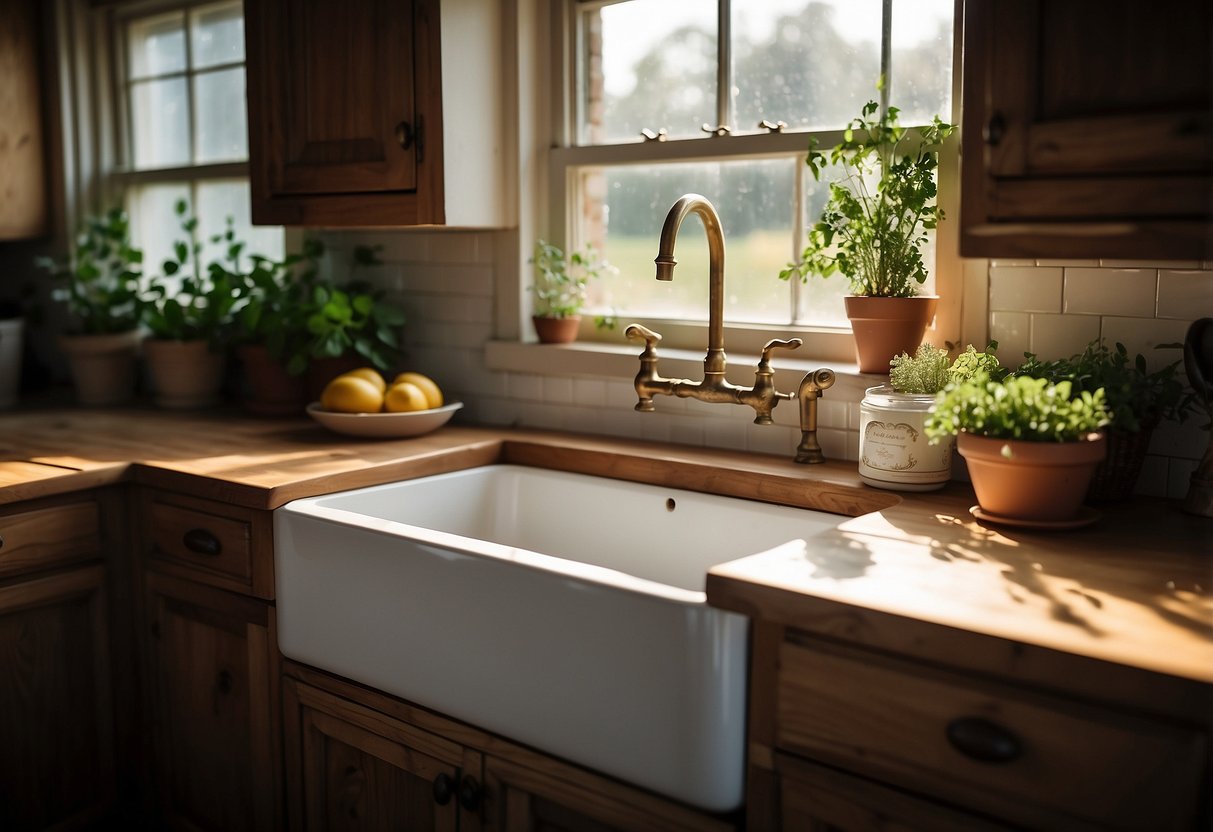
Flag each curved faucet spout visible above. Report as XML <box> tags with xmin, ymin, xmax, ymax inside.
<box><xmin>655</xmin><ymin>194</ymin><xmax>727</xmax><ymax>376</ymax></box>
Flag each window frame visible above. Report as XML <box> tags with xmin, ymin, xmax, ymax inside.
<box><xmin>545</xmin><ymin>0</ymin><xmax>965</xmax><ymax>361</ymax></box>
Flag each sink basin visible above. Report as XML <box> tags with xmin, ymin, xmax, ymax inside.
<box><xmin>274</xmin><ymin>464</ymin><xmax>842</xmax><ymax>811</ymax></box>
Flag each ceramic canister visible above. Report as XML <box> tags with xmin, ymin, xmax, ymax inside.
<box><xmin>858</xmin><ymin>384</ymin><xmax>954</xmax><ymax>491</ymax></box>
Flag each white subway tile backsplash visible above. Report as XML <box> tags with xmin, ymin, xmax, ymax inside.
<box><xmin>747</xmin><ymin>424</ymin><xmax>798</xmax><ymax>457</ymax></box>
<box><xmin>1034</xmin><ymin>259</ymin><xmax>1099</xmax><ymax>267</ymax></box>
<box><xmin>1100</xmin><ymin>259</ymin><xmax>1199</xmax><ymax>269</ymax></box>
<box><xmin>605</xmin><ymin>379</ymin><xmax>640</xmax><ymax>409</ymax></box>
<box><xmin>989</xmin><ymin>267</ymin><xmax>1063</xmax><ymax>312</ymax></box>
<box><xmin>508</xmin><ymin>373</ymin><xmax>545</xmax><ymax>401</ymax></box>
<box><xmin>1028</xmin><ymin>313</ymin><xmax>1100</xmax><ymax>360</ymax></box>
<box><xmin>405</xmin><ymin>264</ymin><xmax>495</xmax><ymax>296</ymax></box>
<box><xmin>543</xmin><ymin>376</ymin><xmax>574</xmax><ymax>405</ymax></box>
<box><xmin>989</xmin><ymin>311</ymin><xmax>1030</xmax><ymax>366</ymax></box>
<box><xmin>1063</xmin><ymin>268</ymin><xmax>1156</xmax><ymax>316</ymax></box>
<box><xmin>1147</xmin><ymin>417</ymin><xmax>1205</xmax><ymax>462</ymax></box>
<box><xmin>989</xmin><ymin>259</ymin><xmax>1035</xmax><ymax>267</ymax></box>
<box><xmin>572</xmin><ymin>378</ymin><xmax>607</xmax><ymax>407</ymax></box>
<box><xmin>702</xmin><ymin>417</ymin><xmax>748</xmax><ymax>451</ymax></box>
<box><xmin>427</xmin><ymin>231</ymin><xmax>489</xmax><ymax>264</ymax></box>
<box><xmin>1156</xmin><ymin>270</ymin><xmax>1213</xmax><ymax>320</ymax></box>
<box><xmin>669</xmin><ymin>420</ymin><xmax>705</xmax><ymax>448</ymax></box>
<box><xmin>818</xmin><ymin>399</ymin><xmax>850</xmax><ymax>431</ymax></box>
<box><xmin>1099</xmin><ymin>317</ymin><xmax>1190</xmax><ymax>371</ymax></box>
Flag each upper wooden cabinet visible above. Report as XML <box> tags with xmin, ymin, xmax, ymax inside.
<box><xmin>959</xmin><ymin>0</ymin><xmax>1213</xmax><ymax>260</ymax></box>
<box><xmin>244</xmin><ymin>0</ymin><xmax>509</xmax><ymax>228</ymax></box>
<box><xmin>0</xmin><ymin>0</ymin><xmax>48</xmax><ymax>240</ymax></box>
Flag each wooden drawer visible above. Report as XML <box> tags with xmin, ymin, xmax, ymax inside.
<box><xmin>776</xmin><ymin>636</ymin><xmax>1206</xmax><ymax>831</ymax></box>
<box><xmin>0</xmin><ymin>497</ymin><xmax>100</xmax><ymax>579</ymax></box>
<box><xmin>142</xmin><ymin>491</ymin><xmax>273</xmax><ymax>599</ymax></box>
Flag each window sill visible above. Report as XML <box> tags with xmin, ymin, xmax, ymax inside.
<box><xmin>483</xmin><ymin>339</ymin><xmax>883</xmax><ymax>403</ymax></box>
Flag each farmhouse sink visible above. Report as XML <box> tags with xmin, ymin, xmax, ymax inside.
<box><xmin>273</xmin><ymin>464</ymin><xmax>843</xmax><ymax>811</ymax></box>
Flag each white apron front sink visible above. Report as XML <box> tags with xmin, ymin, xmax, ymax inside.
<box><xmin>274</xmin><ymin>464</ymin><xmax>842</xmax><ymax>812</ymax></box>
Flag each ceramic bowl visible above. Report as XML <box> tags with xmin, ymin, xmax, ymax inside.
<box><xmin>306</xmin><ymin>401</ymin><xmax>463</xmax><ymax>438</ymax></box>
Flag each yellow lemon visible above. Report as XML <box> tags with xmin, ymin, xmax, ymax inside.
<box><xmin>391</xmin><ymin>372</ymin><xmax>443</xmax><ymax>409</ymax></box>
<box><xmin>337</xmin><ymin>367</ymin><xmax>386</xmax><ymax>394</ymax></box>
<box><xmin>384</xmin><ymin>381</ymin><xmax>430</xmax><ymax>413</ymax></box>
<box><xmin>320</xmin><ymin>376</ymin><xmax>384</xmax><ymax>413</ymax></box>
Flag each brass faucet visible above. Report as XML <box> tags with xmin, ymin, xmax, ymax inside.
<box><xmin>624</xmin><ymin>194</ymin><xmax>835</xmax><ymax>463</ymax></box>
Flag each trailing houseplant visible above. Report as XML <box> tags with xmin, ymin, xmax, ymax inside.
<box><xmin>1017</xmin><ymin>339</ymin><xmax>1189</xmax><ymax>501</ymax></box>
<box><xmin>779</xmin><ymin>100</ymin><xmax>954</xmax><ymax>372</ymax></box>
<box><xmin>925</xmin><ymin>372</ymin><xmax>1111</xmax><ymax>524</ymax></box>
<box><xmin>36</xmin><ymin>208</ymin><xmax>144</xmax><ymax>404</ymax></box>
<box><xmin>529</xmin><ymin>239</ymin><xmax>613</xmax><ymax>343</ymax></box>
<box><xmin>860</xmin><ymin>343</ymin><xmax>1000</xmax><ymax>491</ymax></box>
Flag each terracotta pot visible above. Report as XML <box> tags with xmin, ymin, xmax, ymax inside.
<box><xmin>532</xmin><ymin>315</ymin><xmax>581</xmax><ymax>344</ymax></box>
<box><xmin>239</xmin><ymin>344</ymin><xmax>307</xmax><ymax>416</ymax></box>
<box><xmin>143</xmin><ymin>338</ymin><xmax>225</xmax><ymax>409</ymax></box>
<box><xmin>957</xmin><ymin>431</ymin><xmax>1106</xmax><ymax>522</ymax></box>
<box><xmin>59</xmin><ymin>330</ymin><xmax>141</xmax><ymax>406</ymax></box>
<box><xmin>844</xmin><ymin>296</ymin><xmax>938</xmax><ymax>374</ymax></box>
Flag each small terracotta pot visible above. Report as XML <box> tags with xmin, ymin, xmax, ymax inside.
<box><xmin>532</xmin><ymin>315</ymin><xmax>581</xmax><ymax>344</ymax></box>
<box><xmin>143</xmin><ymin>338</ymin><xmax>225</xmax><ymax>409</ymax></box>
<box><xmin>59</xmin><ymin>330</ymin><xmax>141</xmax><ymax>406</ymax></box>
<box><xmin>239</xmin><ymin>344</ymin><xmax>307</xmax><ymax>416</ymax></box>
<box><xmin>844</xmin><ymin>296</ymin><xmax>938</xmax><ymax>374</ymax></box>
<box><xmin>958</xmin><ymin>432</ymin><xmax>1106</xmax><ymax>522</ymax></box>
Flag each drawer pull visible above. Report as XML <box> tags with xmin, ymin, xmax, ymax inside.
<box><xmin>183</xmin><ymin>528</ymin><xmax>222</xmax><ymax>557</ymax></box>
<box><xmin>432</xmin><ymin>772</ymin><xmax>454</xmax><ymax>806</ymax></box>
<box><xmin>458</xmin><ymin>774</ymin><xmax>481</xmax><ymax>812</ymax></box>
<box><xmin>946</xmin><ymin>716</ymin><xmax>1022</xmax><ymax>763</ymax></box>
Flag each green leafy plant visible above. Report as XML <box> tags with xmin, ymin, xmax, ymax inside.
<box><xmin>889</xmin><ymin>344</ymin><xmax>950</xmax><ymax>394</ymax></box>
<box><xmin>925</xmin><ymin>373</ymin><xmax>1111</xmax><ymax>443</ymax></box>
<box><xmin>36</xmin><ymin>208</ymin><xmax>143</xmax><ymax>334</ymax></box>
<box><xmin>779</xmin><ymin>101</ymin><xmax>954</xmax><ymax>297</ymax></box>
<box><xmin>530</xmin><ymin>240</ymin><xmax>614</xmax><ymax>318</ymax></box>
<box><xmin>1016</xmin><ymin>340</ymin><xmax>1189</xmax><ymax>433</ymax></box>
<box><xmin>235</xmin><ymin>237</ymin><xmax>324</xmax><ymax>372</ymax></box>
<box><xmin>949</xmin><ymin>342</ymin><xmax>1007</xmax><ymax>384</ymax></box>
<box><xmin>141</xmin><ymin>202</ymin><xmax>245</xmax><ymax>345</ymax></box>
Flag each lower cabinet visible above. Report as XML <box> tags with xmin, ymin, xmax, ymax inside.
<box><xmin>143</xmin><ymin>570</ymin><xmax>281</xmax><ymax>831</ymax></box>
<box><xmin>282</xmin><ymin>664</ymin><xmax>738</xmax><ymax>832</ymax></box>
<box><xmin>0</xmin><ymin>494</ymin><xmax>114</xmax><ymax>830</ymax></box>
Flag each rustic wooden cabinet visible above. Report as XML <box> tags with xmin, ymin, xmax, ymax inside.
<box><xmin>0</xmin><ymin>0</ymin><xmax>47</xmax><ymax>240</ymax></box>
<box><xmin>0</xmin><ymin>494</ymin><xmax>114</xmax><ymax>829</ymax></box>
<box><xmin>244</xmin><ymin>0</ymin><xmax>508</xmax><ymax>227</ymax></box>
<box><xmin>742</xmin><ymin>622</ymin><xmax>1210</xmax><ymax>831</ymax></box>
<box><xmin>959</xmin><ymin>0</ymin><xmax>1213</xmax><ymax>260</ymax></box>
<box><xmin>137</xmin><ymin>488</ymin><xmax>281</xmax><ymax>831</ymax></box>
<box><xmin>282</xmin><ymin>662</ymin><xmax>736</xmax><ymax>832</ymax></box>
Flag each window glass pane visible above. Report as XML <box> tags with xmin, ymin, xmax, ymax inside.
<box><xmin>127</xmin><ymin>11</ymin><xmax>186</xmax><ymax>79</ymax></box>
<box><xmin>194</xmin><ymin>68</ymin><xmax>248</xmax><ymax>163</ymax></box>
<box><xmin>130</xmin><ymin>78</ymin><xmax>190</xmax><ymax>168</ymax></box>
<box><xmin>583</xmin><ymin>0</ymin><xmax>717</xmax><ymax>144</ymax></box>
<box><xmin>585</xmin><ymin>160</ymin><xmax>796</xmax><ymax>325</ymax></box>
<box><xmin>890</xmin><ymin>0</ymin><xmax>954</xmax><ymax>125</ymax></box>
<box><xmin>196</xmin><ymin>180</ymin><xmax>284</xmax><ymax>267</ymax></box>
<box><xmin>733</xmin><ymin>0</ymin><xmax>882</xmax><ymax>133</ymax></box>
<box><xmin>190</xmin><ymin>1</ymin><xmax>245</xmax><ymax>69</ymax></box>
<box><xmin>127</xmin><ymin>183</ymin><xmax>192</xmax><ymax>284</ymax></box>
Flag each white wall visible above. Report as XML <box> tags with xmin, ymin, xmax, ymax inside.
<box><xmin>319</xmin><ymin>228</ymin><xmax>1211</xmax><ymax>501</ymax></box>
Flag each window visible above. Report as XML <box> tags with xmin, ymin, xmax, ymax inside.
<box><xmin>552</xmin><ymin>0</ymin><xmax>956</xmax><ymax>350</ymax></box>
<box><xmin>112</xmin><ymin>0</ymin><xmax>280</xmax><ymax>276</ymax></box>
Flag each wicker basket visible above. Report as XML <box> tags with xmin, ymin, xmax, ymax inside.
<box><xmin>1087</xmin><ymin>426</ymin><xmax>1154</xmax><ymax>502</ymax></box>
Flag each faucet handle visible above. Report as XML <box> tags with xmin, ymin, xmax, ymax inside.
<box><xmin>759</xmin><ymin>337</ymin><xmax>802</xmax><ymax>371</ymax></box>
<box><xmin>625</xmin><ymin>323</ymin><xmax>663</xmax><ymax>351</ymax></box>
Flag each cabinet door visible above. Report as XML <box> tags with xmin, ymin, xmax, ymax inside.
<box><xmin>283</xmin><ymin>678</ymin><xmax>478</xmax><ymax>832</ymax></box>
<box><xmin>144</xmin><ymin>571</ymin><xmax>280</xmax><ymax>831</ymax></box>
<box><xmin>245</xmin><ymin>0</ymin><xmax>444</xmax><ymax>226</ymax></box>
<box><xmin>960</xmin><ymin>0</ymin><xmax>1213</xmax><ymax>259</ymax></box>
<box><xmin>482</xmin><ymin>756</ymin><xmax>734</xmax><ymax>832</ymax></box>
<box><xmin>0</xmin><ymin>565</ymin><xmax>113</xmax><ymax>830</ymax></box>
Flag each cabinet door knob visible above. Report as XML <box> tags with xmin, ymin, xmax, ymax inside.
<box><xmin>183</xmin><ymin>528</ymin><xmax>221</xmax><ymax>556</ymax></box>
<box><xmin>946</xmin><ymin>716</ymin><xmax>1022</xmax><ymax>763</ymax></box>
<box><xmin>432</xmin><ymin>772</ymin><xmax>454</xmax><ymax>806</ymax></box>
<box><xmin>984</xmin><ymin>113</ymin><xmax>1006</xmax><ymax>146</ymax></box>
<box><xmin>395</xmin><ymin>120</ymin><xmax>415</xmax><ymax>151</ymax></box>
<box><xmin>458</xmin><ymin>775</ymin><xmax>481</xmax><ymax>812</ymax></box>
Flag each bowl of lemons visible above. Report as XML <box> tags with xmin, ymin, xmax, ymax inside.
<box><xmin>307</xmin><ymin>368</ymin><xmax>462</xmax><ymax>438</ymax></box>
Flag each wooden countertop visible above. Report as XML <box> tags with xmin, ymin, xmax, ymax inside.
<box><xmin>1</xmin><ymin>405</ymin><xmax>1209</xmax><ymax>690</ymax></box>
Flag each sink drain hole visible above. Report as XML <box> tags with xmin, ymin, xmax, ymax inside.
<box><xmin>665</xmin><ymin>498</ymin><xmax>676</xmax><ymax>512</ymax></box>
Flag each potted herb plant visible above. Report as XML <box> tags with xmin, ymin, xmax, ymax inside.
<box><xmin>1017</xmin><ymin>339</ymin><xmax>1189</xmax><ymax>501</ymax></box>
<box><xmin>140</xmin><ymin>203</ymin><xmax>245</xmax><ymax>409</ymax></box>
<box><xmin>529</xmin><ymin>239</ymin><xmax>612</xmax><ymax>344</ymax></box>
<box><xmin>36</xmin><ymin>208</ymin><xmax>143</xmax><ymax>405</ymax></box>
<box><xmin>925</xmin><ymin>372</ymin><xmax>1111</xmax><ymax>526</ymax></box>
<box><xmin>859</xmin><ymin>343</ymin><xmax>1001</xmax><ymax>491</ymax></box>
<box><xmin>780</xmin><ymin>101</ymin><xmax>954</xmax><ymax>373</ymax></box>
